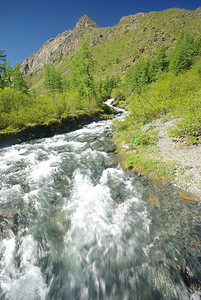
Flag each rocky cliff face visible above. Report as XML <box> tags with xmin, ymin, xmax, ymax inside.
<box><xmin>195</xmin><ymin>7</ymin><xmax>201</xmax><ymax>16</ymax></box>
<box><xmin>20</xmin><ymin>8</ymin><xmax>201</xmax><ymax>81</ymax></box>
<box><xmin>19</xmin><ymin>15</ymin><xmax>99</xmax><ymax>76</ymax></box>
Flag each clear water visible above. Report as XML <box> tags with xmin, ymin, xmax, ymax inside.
<box><xmin>0</xmin><ymin>106</ymin><xmax>195</xmax><ymax>299</ymax></box>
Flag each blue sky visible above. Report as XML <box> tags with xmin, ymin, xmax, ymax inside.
<box><xmin>1</xmin><ymin>0</ymin><xmax>200</xmax><ymax>66</ymax></box>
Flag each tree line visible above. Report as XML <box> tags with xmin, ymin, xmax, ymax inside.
<box><xmin>0</xmin><ymin>51</ymin><xmax>28</xmax><ymax>93</ymax></box>
<box><xmin>123</xmin><ymin>31</ymin><xmax>201</xmax><ymax>95</ymax></box>
<box><xmin>0</xmin><ymin>33</ymin><xmax>119</xmax><ymax>131</ymax></box>
<box><xmin>0</xmin><ymin>30</ymin><xmax>200</xmax><ymax>133</ymax></box>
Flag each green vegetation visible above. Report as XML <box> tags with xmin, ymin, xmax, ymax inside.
<box><xmin>111</xmin><ymin>31</ymin><xmax>201</xmax><ymax>179</ymax></box>
<box><xmin>44</xmin><ymin>64</ymin><xmax>63</xmax><ymax>94</ymax></box>
<box><xmin>97</xmin><ymin>74</ymin><xmax>121</xmax><ymax>101</ymax></box>
<box><xmin>0</xmin><ymin>34</ymin><xmax>108</xmax><ymax>133</ymax></box>
<box><xmin>25</xmin><ymin>8</ymin><xmax>201</xmax><ymax>94</ymax></box>
<box><xmin>111</xmin><ymin>118</ymin><xmax>176</xmax><ymax>180</ymax></box>
<box><xmin>114</xmin><ymin>32</ymin><xmax>201</xmax><ymax>139</ymax></box>
<box><xmin>71</xmin><ymin>33</ymin><xmax>96</xmax><ymax>102</ymax></box>
<box><xmin>0</xmin><ymin>6</ymin><xmax>201</xmax><ymax>163</ymax></box>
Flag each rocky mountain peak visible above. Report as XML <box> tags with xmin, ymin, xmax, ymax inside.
<box><xmin>195</xmin><ymin>7</ymin><xmax>201</xmax><ymax>17</ymax></box>
<box><xmin>75</xmin><ymin>14</ymin><xmax>99</xmax><ymax>30</ymax></box>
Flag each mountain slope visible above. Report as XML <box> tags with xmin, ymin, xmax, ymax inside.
<box><xmin>20</xmin><ymin>14</ymin><xmax>99</xmax><ymax>76</ymax></box>
<box><xmin>20</xmin><ymin>8</ymin><xmax>201</xmax><ymax>92</ymax></box>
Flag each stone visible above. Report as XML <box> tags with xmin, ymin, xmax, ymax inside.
<box><xmin>186</xmin><ymin>256</ymin><xmax>201</xmax><ymax>283</ymax></box>
<box><xmin>169</xmin><ymin>230</ymin><xmax>177</xmax><ymax>237</ymax></box>
<box><xmin>133</xmin><ymin>149</ymin><xmax>138</xmax><ymax>154</ymax></box>
<box><xmin>19</xmin><ymin>15</ymin><xmax>99</xmax><ymax>76</ymax></box>
<box><xmin>164</xmin><ymin>121</ymin><xmax>175</xmax><ymax>128</ymax></box>
<box><xmin>163</xmin><ymin>180</ymin><xmax>170</xmax><ymax>187</ymax></box>
<box><xmin>154</xmin><ymin>250</ymin><xmax>166</xmax><ymax>263</ymax></box>
<box><xmin>148</xmin><ymin>195</ymin><xmax>161</xmax><ymax>208</ymax></box>
<box><xmin>141</xmin><ymin>123</ymin><xmax>152</xmax><ymax>132</ymax></box>
<box><xmin>75</xmin><ymin>14</ymin><xmax>99</xmax><ymax>31</ymax></box>
<box><xmin>122</xmin><ymin>143</ymin><xmax>132</xmax><ymax>149</ymax></box>
<box><xmin>50</xmin><ymin>212</ymin><xmax>70</xmax><ymax>239</ymax></box>
<box><xmin>106</xmin><ymin>144</ymin><xmax>116</xmax><ymax>153</ymax></box>
<box><xmin>178</xmin><ymin>191</ymin><xmax>196</xmax><ymax>201</ymax></box>
<box><xmin>195</xmin><ymin>7</ymin><xmax>201</xmax><ymax>17</ymax></box>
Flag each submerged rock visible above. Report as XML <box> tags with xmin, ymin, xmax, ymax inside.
<box><xmin>50</xmin><ymin>211</ymin><xmax>70</xmax><ymax>239</ymax></box>
<box><xmin>0</xmin><ymin>210</ymin><xmax>15</xmax><ymax>240</ymax></box>
<box><xmin>148</xmin><ymin>195</ymin><xmax>161</xmax><ymax>208</ymax></box>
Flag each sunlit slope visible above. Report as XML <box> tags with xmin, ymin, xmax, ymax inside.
<box><xmin>25</xmin><ymin>7</ymin><xmax>201</xmax><ymax>93</ymax></box>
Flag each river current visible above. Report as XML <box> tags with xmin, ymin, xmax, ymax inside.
<box><xmin>0</xmin><ymin>102</ymin><xmax>198</xmax><ymax>299</ymax></box>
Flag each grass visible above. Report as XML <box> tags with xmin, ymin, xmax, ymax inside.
<box><xmin>111</xmin><ymin>55</ymin><xmax>201</xmax><ymax>181</ymax></box>
<box><xmin>111</xmin><ymin>120</ymin><xmax>176</xmax><ymax>181</ymax></box>
<box><xmin>118</xmin><ymin>145</ymin><xmax>176</xmax><ymax>181</ymax></box>
<box><xmin>25</xmin><ymin>7</ymin><xmax>201</xmax><ymax>93</ymax></box>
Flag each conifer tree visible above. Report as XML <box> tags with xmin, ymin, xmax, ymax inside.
<box><xmin>44</xmin><ymin>64</ymin><xmax>63</xmax><ymax>94</ymax></box>
<box><xmin>0</xmin><ymin>50</ymin><xmax>6</xmax><ymax>74</ymax></box>
<box><xmin>71</xmin><ymin>33</ymin><xmax>96</xmax><ymax>102</ymax></box>
<box><xmin>0</xmin><ymin>50</ymin><xmax>7</xmax><ymax>88</ymax></box>
<box><xmin>156</xmin><ymin>44</ymin><xmax>168</xmax><ymax>72</ymax></box>
<box><xmin>1</xmin><ymin>61</ymin><xmax>12</xmax><ymax>88</ymax></box>
<box><xmin>12</xmin><ymin>63</ymin><xmax>29</xmax><ymax>94</ymax></box>
<box><xmin>169</xmin><ymin>31</ymin><xmax>197</xmax><ymax>74</ymax></box>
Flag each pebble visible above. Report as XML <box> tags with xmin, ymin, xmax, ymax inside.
<box><xmin>141</xmin><ymin>123</ymin><xmax>152</xmax><ymax>132</ymax></box>
<box><xmin>122</xmin><ymin>143</ymin><xmax>132</xmax><ymax>149</ymax></box>
<box><xmin>148</xmin><ymin>195</ymin><xmax>161</xmax><ymax>208</ymax></box>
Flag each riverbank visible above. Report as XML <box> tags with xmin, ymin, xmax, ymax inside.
<box><xmin>112</xmin><ymin>116</ymin><xmax>201</xmax><ymax>199</ymax></box>
<box><xmin>150</xmin><ymin>118</ymin><xmax>201</xmax><ymax>198</ymax></box>
<box><xmin>111</xmin><ymin>115</ymin><xmax>201</xmax><ymax>296</ymax></box>
<box><xmin>0</xmin><ymin>108</ymin><xmax>114</xmax><ymax>148</ymax></box>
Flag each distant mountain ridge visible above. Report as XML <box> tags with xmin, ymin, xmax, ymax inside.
<box><xmin>19</xmin><ymin>8</ymin><xmax>201</xmax><ymax>92</ymax></box>
<box><xmin>20</xmin><ymin>15</ymin><xmax>99</xmax><ymax>76</ymax></box>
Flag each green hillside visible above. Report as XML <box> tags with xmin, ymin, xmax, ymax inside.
<box><xmin>26</xmin><ymin>8</ymin><xmax>201</xmax><ymax>93</ymax></box>
<box><xmin>0</xmin><ymin>7</ymin><xmax>200</xmax><ymax>141</ymax></box>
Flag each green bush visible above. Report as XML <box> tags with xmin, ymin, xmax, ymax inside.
<box><xmin>130</xmin><ymin>130</ymin><xmax>156</xmax><ymax>146</ymax></box>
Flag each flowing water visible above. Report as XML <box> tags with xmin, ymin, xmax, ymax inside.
<box><xmin>0</xmin><ymin>103</ymin><xmax>199</xmax><ymax>299</ymax></box>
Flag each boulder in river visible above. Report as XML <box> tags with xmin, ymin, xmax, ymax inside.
<box><xmin>148</xmin><ymin>195</ymin><xmax>161</xmax><ymax>208</ymax></box>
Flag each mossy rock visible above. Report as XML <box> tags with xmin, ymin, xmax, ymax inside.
<box><xmin>50</xmin><ymin>211</ymin><xmax>70</xmax><ymax>239</ymax></box>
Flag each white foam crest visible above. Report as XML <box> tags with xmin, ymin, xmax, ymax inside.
<box><xmin>105</xmin><ymin>98</ymin><xmax>129</xmax><ymax>119</ymax></box>
<box><xmin>64</xmin><ymin>169</ymin><xmax>114</xmax><ymax>249</ymax></box>
<box><xmin>0</xmin><ymin>184</ymin><xmax>22</xmax><ymax>204</ymax></box>
<box><xmin>67</xmin><ymin>140</ymin><xmax>88</xmax><ymax>150</ymax></box>
<box><xmin>0</xmin><ymin>235</ymin><xmax>48</xmax><ymax>300</ymax></box>
<box><xmin>0</xmin><ymin>236</ymin><xmax>16</xmax><ymax>275</ymax></box>
<box><xmin>18</xmin><ymin>235</ymin><xmax>38</xmax><ymax>267</ymax></box>
<box><xmin>47</xmin><ymin>138</ymin><xmax>69</xmax><ymax>148</ymax></box>
<box><xmin>2</xmin><ymin>266</ymin><xmax>48</xmax><ymax>300</ymax></box>
<box><xmin>80</xmin><ymin>148</ymin><xmax>108</xmax><ymax>160</ymax></box>
<box><xmin>28</xmin><ymin>154</ymin><xmax>59</xmax><ymax>183</ymax></box>
<box><xmin>26</xmin><ymin>151</ymin><xmax>37</xmax><ymax>165</ymax></box>
<box><xmin>63</xmin><ymin>167</ymin><xmax>151</xmax><ymax>264</ymax></box>
<box><xmin>0</xmin><ymin>148</ymin><xmax>23</xmax><ymax>174</ymax></box>
<box><xmin>100</xmin><ymin>167</ymin><xmax>126</xmax><ymax>185</ymax></box>
<box><xmin>62</xmin><ymin>165</ymin><xmax>153</xmax><ymax>284</ymax></box>
<box><xmin>0</xmin><ymin>148</ymin><xmax>21</xmax><ymax>162</ymax></box>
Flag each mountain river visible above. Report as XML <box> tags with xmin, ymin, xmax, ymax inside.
<box><xmin>0</xmin><ymin>101</ymin><xmax>200</xmax><ymax>299</ymax></box>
